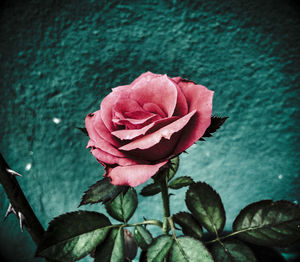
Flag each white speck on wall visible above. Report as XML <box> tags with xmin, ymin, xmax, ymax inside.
<box><xmin>205</xmin><ymin>151</ymin><xmax>210</xmax><ymax>157</ymax></box>
<box><xmin>53</xmin><ymin>117</ymin><xmax>61</xmax><ymax>124</ymax></box>
<box><xmin>29</xmin><ymin>151</ymin><xmax>33</xmax><ymax>155</ymax></box>
<box><xmin>25</xmin><ymin>163</ymin><xmax>32</xmax><ymax>171</ymax></box>
<box><xmin>293</xmin><ymin>200</ymin><xmax>298</xmax><ymax>205</ymax></box>
<box><xmin>278</xmin><ymin>174</ymin><xmax>283</xmax><ymax>180</ymax></box>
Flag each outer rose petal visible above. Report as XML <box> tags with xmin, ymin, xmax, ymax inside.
<box><xmin>107</xmin><ymin>161</ymin><xmax>168</xmax><ymax>187</ymax></box>
<box><xmin>129</xmin><ymin>71</ymin><xmax>161</xmax><ymax>86</ymax></box>
<box><xmin>130</xmin><ymin>74</ymin><xmax>178</xmax><ymax>117</ymax></box>
<box><xmin>171</xmin><ymin>79</ymin><xmax>188</xmax><ymax>116</ymax></box>
<box><xmin>100</xmin><ymin>85</ymin><xmax>131</xmax><ymax>131</ymax></box>
<box><xmin>173</xmin><ymin>79</ymin><xmax>214</xmax><ymax>155</ymax></box>
<box><xmin>86</xmin><ymin>110</ymin><xmax>120</xmax><ymax>148</ymax></box>
<box><xmin>90</xmin><ymin>146</ymin><xmax>140</xmax><ymax>166</ymax></box>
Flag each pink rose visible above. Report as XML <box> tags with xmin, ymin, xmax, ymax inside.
<box><xmin>85</xmin><ymin>72</ymin><xmax>213</xmax><ymax>187</ymax></box>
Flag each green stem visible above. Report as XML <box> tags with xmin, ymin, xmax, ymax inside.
<box><xmin>106</xmin><ymin>220</ymin><xmax>163</xmax><ymax>230</ymax></box>
<box><xmin>167</xmin><ymin>217</ymin><xmax>176</xmax><ymax>239</ymax></box>
<box><xmin>159</xmin><ymin>176</ymin><xmax>171</xmax><ymax>234</ymax></box>
<box><xmin>205</xmin><ymin>228</ymin><xmax>253</xmax><ymax>244</ymax></box>
<box><xmin>125</xmin><ymin>219</ymin><xmax>163</xmax><ymax>228</ymax></box>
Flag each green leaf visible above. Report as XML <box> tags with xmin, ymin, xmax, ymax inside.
<box><xmin>79</xmin><ymin>178</ymin><xmax>127</xmax><ymax>206</ymax></box>
<box><xmin>169</xmin><ymin>236</ymin><xmax>214</xmax><ymax>262</ymax></box>
<box><xmin>95</xmin><ymin>227</ymin><xmax>124</xmax><ymax>262</ymax></box>
<box><xmin>233</xmin><ymin>200</ymin><xmax>300</xmax><ymax>247</ymax></box>
<box><xmin>111</xmin><ymin>228</ymin><xmax>125</xmax><ymax>262</ymax></box>
<box><xmin>168</xmin><ymin>176</ymin><xmax>194</xmax><ymax>190</ymax></box>
<box><xmin>134</xmin><ymin>225</ymin><xmax>153</xmax><ymax>250</ymax></box>
<box><xmin>201</xmin><ymin>116</ymin><xmax>228</xmax><ymax>139</ymax></box>
<box><xmin>185</xmin><ymin>182</ymin><xmax>226</xmax><ymax>234</ymax></box>
<box><xmin>210</xmin><ymin>239</ymin><xmax>257</xmax><ymax>262</ymax></box>
<box><xmin>173</xmin><ymin>212</ymin><xmax>203</xmax><ymax>239</ymax></box>
<box><xmin>152</xmin><ymin>156</ymin><xmax>180</xmax><ymax>184</ymax></box>
<box><xmin>105</xmin><ymin>188</ymin><xmax>138</xmax><ymax>222</ymax></box>
<box><xmin>140</xmin><ymin>183</ymin><xmax>161</xmax><ymax>196</ymax></box>
<box><xmin>141</xmin><ymin>156</ymin><xmax>180</xmax><ymax>197</ymax></box>
<box><xmin>168</xmin><ymin>156</ymin><xmax>180</xmax><ymax>181</ymax></box>
<box><xmin>36</xmin><ymin>211</ymin><xmax>111</xmax><ymax>261</ymax></box>
<box><xmin>95</xmin><ymin>228</ymin><xmax>118</xmax><ymax>262</ymax></box>
<box><xmin>147</xmin><ymin>235</ymin><xmax>173</xmax><ymax>262</ymax></box>
<box><xmin>76</xmin><ymin>126</ymin><xmax>88</xmax><ymax>136</ymax></box>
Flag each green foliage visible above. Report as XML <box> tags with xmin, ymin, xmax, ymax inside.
<box><xmin>76</xmin><ymin>127</ymin><xmax>88</xmax><ymax>136</ymax></box>
<box><xmin>201</xmin><ymin>116</ymin><xmax>228</xmax><ymax>140</ymax></box>
<box><xmin>95</xmin><ymin>228</ymin><xmax>124</xmax><ymax>262</ymax></box>
<box><xmin>168</xmin><ymin>176</ymin><xmax>194</xmax><ymax>189</ymax></box>
<box><xmin>169</xmin><ymin>236</ymin><xmax>214</xmax><ymax>262</ymax></box>
<box><xmin>185</xmin><ymin>182</ymin><xmax>226</xmax><ymax>234</ymax></box>
<box><xmin>141</xmin><ymin>156</ymin><xmax>180</xmax><ymax>196</ymax></box>
<box><xmin>140</xmin><ymin>183</ymin><xmax>161</xmax><ymax>196</ymax></box>
<box><xmin>134</xmin><ymin>225</ymin><xmax>153</xmax><ymax>250</ymax></box>
<box><xmin>79</xmin><ymin>178</ymin><xmax>127</xmax><ymax>206</ymax></box>
<box><xmin>233</xmin><ymin>200</ymin><xmax>300</xmax><ymax>247</ymax></box>
<box><xmin>147</xmin><ymin>235</ymin><xmax>173</xmax><ymax>262</ymax></box>
<box><xmin>210</xmin><ymin>239</ymin><xmax>257</xmax><ymax>262</ymax></box>
<box><xmin>105</xmin><ymin>188</ymin><xmax>138</xmax><ymax>223</ymax></box>
<box><xmin>36</xmin><ymin>211</ymin><xmax>111</xmax><ymax>261</ymax></box>
<box><xmin>167</xmin><ymin>156</ymin><xmax>180</xmax><ymax>181</ymax></box>
<box><xmin>173</xmin><ymin>212</ymin><xmax>203</xmax><ymax>239</ymax></box>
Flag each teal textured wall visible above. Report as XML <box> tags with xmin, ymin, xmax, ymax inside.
<box><xmin>0</xmin><ymin>0</ymin><xmax>299</xmax><ymax>261</ymax></box>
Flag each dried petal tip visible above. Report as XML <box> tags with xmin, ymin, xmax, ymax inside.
<box><xmin>4</xmin><ymin>203</ymin><xmax>16</xmax><ymax>220</ymax></box>
<box><xmin>18</xmin><ymin>212</ymin><xmax>26</xmax><ymax>231</ymax></box>
<box><xmin>6</xmin><ymin>168</ymin><xmax>22</xmax><ymax>177</ymax></box>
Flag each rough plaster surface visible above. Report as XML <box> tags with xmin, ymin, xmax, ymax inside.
<box><xmin>0</xmin><ymin>0</ymin><xmax>299</xmax><ymax>261</ymax></box>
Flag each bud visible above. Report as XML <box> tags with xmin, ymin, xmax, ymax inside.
<box><xmin>123</xmin><ymin>229</ymin><xmax>138</xmax><ymax>260</ymax></box>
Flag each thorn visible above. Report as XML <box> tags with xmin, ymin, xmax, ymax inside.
<box><xmin>4</xmin><ymin>203</ymin><xmax>17</xmax><ymax>220</ymax></box>
<box><xmin>18</xmin><ymin>212</ymin><xmax>26</xmax><ymax>232</ymax></box>
<box><xmin>6</xmin><ymin>168</ymin><xmax>22</xmax><ymax>177</ymax></box>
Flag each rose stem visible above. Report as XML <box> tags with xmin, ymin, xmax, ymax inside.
<box><xmin>0</xmin><ymin>153</ymin><xmax>45</xmax><ymax>246</ymax></box>
<box><xmin>159</xmin><ymin>174</ymin><xmax>171</xmax><ymax>234</ymax></box>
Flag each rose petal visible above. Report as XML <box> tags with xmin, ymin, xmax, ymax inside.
<box><xmin>143</xmin><ymin>102</ymin><xmax>166</xmax><ymax>117</ymax></box>
<box><xmin>111</xmin><ymin>116</ymin><xmax>178</xmax><ymax>140</ymax></box>
<box><xmin>173</xmin><ymin>80</ymin><xmax>214</xmax><ymax>155</ymax></box>
<box><xmin>90</xmin><ymin>147</ymin><xmax>140</xmax><ymax>166</ymax></box>
<box><xmin>86</xmin><ymin>110</ymin><xmax>120</xmax><ymax>149</ymax></box>
<box><xmin>130</xmin><ymin>74</ymin><xmax>178</xmax><ymax>117</ymax></box>
<box><xmin>86</xmin><ymin>121</ymin><xmax>125</xmax><ymax>158</ymax></box>
<box><xmin>119</xmin><ymin>110</ymin><xmax>196</xmax><ymax>151</ymax></box>
<box><xmin>107</xmin><ymin>161</ymin><xmax>168</xmax><ymax>187</ymax></box>
<box><xmin>112</xmin><ymin>100</ymin><xmax>158</xmax><ymax>126</ymax></box>
<box><xmin>178</xmin><ymin>80</ymin><xmax>213</xmax><ymax>112</ymax></box>
<box><xmin>100</xmin><ymin>85</ymin><xmax>131</xmax><ymax>131</ymax></box>
<box><xmin>129</xmin><ymin>71</ymin><xmax>162</xmax><ymax>86</ymax></box>
<box><xmin>173</xmin><ymin>83</ymin><xmax>188</xmax><ymax>116</ymax></box>
<box><xmin>120</xmin><ymin>132</ymin><xmax>181</xmax><ymax>161</ymax></box>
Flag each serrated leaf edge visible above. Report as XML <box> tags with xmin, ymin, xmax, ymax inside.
<box><xmin>232</xmin><ymin>200</ymin><xmax>300</xmax><ymax>244</ymax></box>
<box><xmin>147</xmin><ymin>235</ymin><xmax>173</xmax><ymax>262</ymax></box>
<box><xmin>185</xmin><ymin>182</ymin><xmax>226</xmax><ymax>234</ymax></box>
<box><xmin>168</xmin><ymin>176</ymin><xmax>194</xmax><ymax>189</ymax></box>
<box><xmin>36</xmin><ymin>211</ymin><xmax>112</xmax><ymax>260</ymax></box>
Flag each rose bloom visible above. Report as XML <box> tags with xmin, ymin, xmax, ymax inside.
<box><xmin>85</xmin><ymin>72</ymin><xmax>213</xmax><ymax>187</ymax></box>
